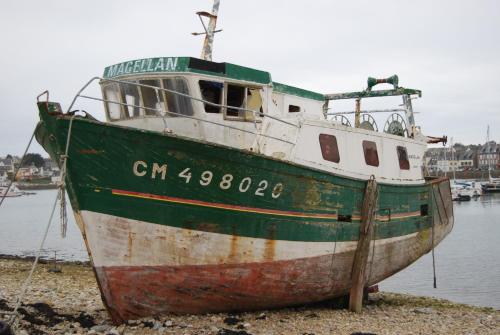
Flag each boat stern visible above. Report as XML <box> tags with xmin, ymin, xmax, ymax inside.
<box><xmin>429</xmin><ymin>177</ymin><xmax>454</xmax><ymax>245</ymax></box>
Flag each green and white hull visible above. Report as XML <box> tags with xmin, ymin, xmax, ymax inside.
<box><xmin>36</xmin><ymin>102</ymin><xmax>453</xmax><ymax>323</ymax></box>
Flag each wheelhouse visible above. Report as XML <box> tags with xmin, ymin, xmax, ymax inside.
<box><xmin>100</xmin><ymin>57</ymin><xmax>326</xmax><ymax>125</ymax></box>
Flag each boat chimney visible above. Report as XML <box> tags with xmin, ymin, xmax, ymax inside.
<box><xmin>193</xmin><ymin>0</ymin><xmax>221</xmax><ymax>61</ymax></box>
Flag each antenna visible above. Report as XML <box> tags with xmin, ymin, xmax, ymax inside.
<box><xmin>192</xmin><ymin>0</ymin><xmax>222</xmax><ymax>61</ymax></box>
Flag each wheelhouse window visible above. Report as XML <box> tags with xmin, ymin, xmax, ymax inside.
<box><xmin>103</xmin><ymin>83</ymin><xmax>122</xmax><ymax>120</ymax></box>
<box><xmin>397</xmin><ymin>146</ymin><xmax>410</xmax><ymax>170</ymax></box>
<box><xmin>199</xmin><ymin>80</ymin><xmax>223</xmax><ymax>113</ymax></box>
<box><xmin>104</xmin><ymin>76</ymin><xmax>193</xmax><ymax>121</ymax></box>
<box><xmin>139</xmin><ymin>79</ymin><xmax>164</xmax><ymax>116</ymax></box>
<box><xmin>225</xmin><ymin>84</ymin><xmax>262</xmax><ymax>121</ymax></box>
<box><xmin>363</xmin><ymin>140</ymin><xmax>379</xmax><ymax>167</ymax></box>
<box><xmin>289</xmin><ymin>105</ymin><xmax>301</xmax><ymax>113</ymax></box>
<box><xmin>120</xmin><ymin>81</ymin><xmax>142</xmax><ymax>118</ymax></box>
<box><xmin>162</xmin><ymin>78</ymin><xmax>194</xmax><ymax>117</ymax></box>
<box><xmin>247</xmin><ymin>88</ymin><xmax>263</xmax><ymax>116</ymax></box>
<box><xmin>226</xmin><ymin>84</ymin><xmax>246</xmax><ymax>117</ymax></box>
<box><xmin>319</xmin><ymin>134</ymin><xmax>340</xmax><ymax>163</ymax></box>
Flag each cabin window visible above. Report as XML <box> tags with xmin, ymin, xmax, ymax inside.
<box><xmin>397</xmin><ymin>146</ymin><xmax>410</xmax><ymax>170</ymax></box>
<box><xmin>120</xmin><ymin>81</ymin><xmax>142</xmax><ymax>118</ymax></box>
<box><xmin>319</xmin><ymin>134</ymin><xmax>340</xmax><ymax>163</ymax></box>
<box><xmin>199</xmin><ymin>80</ymin><xmax>223</xmax><ymax>113</ymax></box>
<box><xmin>103</xmin><ymin>83</ymin><xmax>122</xmax><ymax>120</ymax></box>
<box><xmin>289</xmin><ymin>105</ymin><xmax>301</xmax><ymax>113</ymax></box>
<box><xmin>226</xmin><ymin>84</ymin><xmax>246</xmax><ymax>117</ymax></box>
<box><xmin>247</xmin><ymin>88</ymin><xmax>263</xmax><ymax>116</ymax></box>
<box><xmin>224</xmin><ymin>84</ymin><xmax>262</xmax><ymax>121</ymax></box>
<box><xmin>162</xmin><ymin>78</ymin><xmax>194</xmax><ymax>117</ymax></box>
<box><xmin>362</xmin><ymin>140</ymin><xmax>379</xmax><ymax>167</ymax></box>
<box><xmin>139</xmin><ymin>79</ymin><xmax>165</xmax><ymax>116</ymax></box>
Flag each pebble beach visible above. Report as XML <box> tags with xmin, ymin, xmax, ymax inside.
<box><xmin>0</xmin><ymin>257</ymin><xmax>498</xmax><ymax>335</ymax></box>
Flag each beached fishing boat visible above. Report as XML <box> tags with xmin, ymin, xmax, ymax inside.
<box><xmin>34</xmin><ymin>1</ymin><xmax>453</xmax><ymax>323</ymax></box>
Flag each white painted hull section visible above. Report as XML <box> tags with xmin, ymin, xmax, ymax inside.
<box><xmin>116</xmin><ymin>115</ymin><xmax>426</xmax><ymax>185</ymax></box>
<box><xmin>78</xmin><ymin>210</ymin><xmax>451</xmax><ymax>269</ymax></box>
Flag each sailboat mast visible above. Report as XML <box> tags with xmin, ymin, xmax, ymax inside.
<box><xmin>451</xmin><ymin>137</ymin><xmax>456</xmax><ymax>180</ymax></box>
<box><xmin>201</xmin><ymin>0</ymin><xmax>220</xmax><ymax>61</ymax></box>
<box><xmin>444</xmin><ymin>142</ymin><xmax>447</xmax><ymax>177</ymax></box>
<box><xmin>486</xmin><ymin>125</ymin><xmax>492</xmax><ymax>181</ymax></box>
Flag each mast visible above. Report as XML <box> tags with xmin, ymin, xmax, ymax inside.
<box><xmin>198</xmin><ymin>0</ymin><xmax>221</xmax><ymax>61</ymax></box>
<box><xmin>451</xmin><ymin>137</ymin><xmax>456</xmax><ymax>180</ymax></box>
<box><xmin>443</xmin><ymin>142</ymin><xmax>447</xmax><ymax>177</ymax></box>
<box><xmin>486</xmin><ymin>125</ymin><xmax>492</xmax><ymax>181</ymax></box>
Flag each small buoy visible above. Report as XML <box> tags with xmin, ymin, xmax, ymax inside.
<box><xmin>0</xmin><ymin>320</ymin><xmax>12</xmax><ymax>335</ymax></box>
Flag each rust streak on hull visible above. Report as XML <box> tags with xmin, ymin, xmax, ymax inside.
<box><xmin>95</xmin><ymin>220</ymin><xmax>451</xmax><ymax>323</ymax></box>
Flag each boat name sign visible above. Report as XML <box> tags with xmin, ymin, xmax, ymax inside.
<box><xmin>104</xmin><ymin>57</ymin><xmax>180</xmax><ymax>79</ymax></box>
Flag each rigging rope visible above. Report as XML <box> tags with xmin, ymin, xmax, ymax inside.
<box><xmin>7</xmin><ymin>115</ymin><xmax>76</xmax><ymax>329</ymax></box>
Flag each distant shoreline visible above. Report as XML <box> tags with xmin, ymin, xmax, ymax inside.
<box><xmin>427</xmin><ymin>169</ymin><xmax>499</xmax><ymax>180</ymax></box>
<box><xmin>0</xmin><ymin>253</ymin><xmax>90</xmax><ymax>266</ymax></box>
<box><xmin>16</xmin><ymin>183</ymin><xmax>58</xmax><ymax>190</ymax></box>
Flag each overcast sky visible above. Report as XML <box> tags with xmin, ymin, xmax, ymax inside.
<box><xmin>1</xmin><ymin>0</ymin><xmax>499</xmax><ymax>156</ymax></box>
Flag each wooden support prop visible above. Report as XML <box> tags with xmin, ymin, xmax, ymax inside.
<box><xmin>349</xmin><ymin>177</ymin><xmax>378</xmax><ymax>313</ymax></box>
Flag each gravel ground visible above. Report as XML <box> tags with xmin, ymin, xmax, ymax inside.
<box><xmin>0</xmin><ymin>258</ymin><xmax>498</xmax><ymax>335</ymax></box>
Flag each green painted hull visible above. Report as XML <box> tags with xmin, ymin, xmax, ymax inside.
<box><xmin>36</xmin><ymin>103</ymin><xmax>438</xmax><ymax>243</ymax></box>
<box><xmin>35</xmin><ymin>102</ymin><xmax>454</xmax><ymax>322</ymax></box>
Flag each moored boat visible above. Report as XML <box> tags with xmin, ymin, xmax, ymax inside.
<box><xmin>451</xmin><ymin>181</ymin><xmax>475</xmax><ymax>201</ymax></box>
<box><xmin>0</xmin><ymin>184</ymin><xmax>24</xmax><ymax>198</ymax></box>
<box><xmin>33</xmin><ymin>1</ymin><xmax>453</xmax><ymax>323</ymax></box>
<box><xmin>482</xmin><ymin>177</ymin><xmax>500</xmax><ymax>193</ymax></box>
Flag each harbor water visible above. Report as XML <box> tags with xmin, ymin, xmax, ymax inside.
<box><xmin>381</xmin><ymin>192</ymin><xmax>500</xmax><ymax>310</ymax></box>
<box><xmin>1</xmin><ymin>189</ymin><xmax>499</xmax><ymax>309</ymax></box>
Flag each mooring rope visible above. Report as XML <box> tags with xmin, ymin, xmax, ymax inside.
<box><xmin>431</xmin><ymin>184</ymin><xmax>441</xmax><ymax>289</ymax></box>
<box><xmin>57</xmin><ymin>115</ymin><xmax>76</xmax><ymax>238</ymax></box>
<box><xmin>59</xmin><ymin>187</ymin><xmax>68</xmax><ymax>238</ymax></box>
<box><xmin>0</xmin><ymin>130</ymin><xmax>36</xmax><ymax>208</ymax></box>
<box><xmin>431</xmin><ymin>203</ymin><xmax>437</xmax><ymax>289</ymax></box>
<box><xmin>7</xmin><ymin>115</ymin><xmax>75</xmax><ymax>329</ymax></box>
<box><xmin>367</xmin><ymin>222</ymin><xmax>378</xmax><ymax>285</ymax></box>
<box><xmin>328</xmin><ymin>222</ymin><xmax>339</xmax><ymax>292</ymax></box>
<box><xmin>8</xmin><ymin>192</ymin><xmax>59</xmax><ymax>329</ymax></box>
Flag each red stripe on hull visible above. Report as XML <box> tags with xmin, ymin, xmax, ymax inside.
<box><xmin>96</xmin><ymin>253</ymin><xmax>356</xmax><ymax>323</ymax></box>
